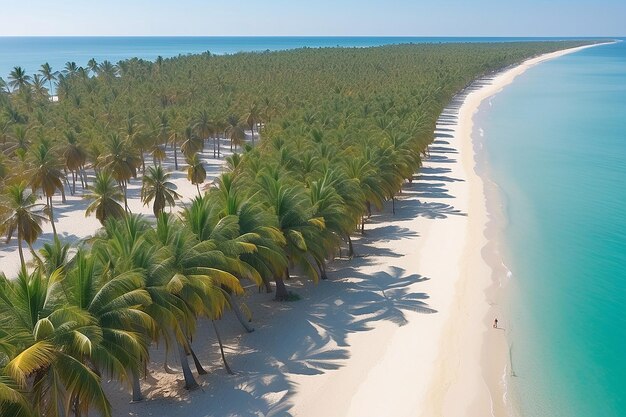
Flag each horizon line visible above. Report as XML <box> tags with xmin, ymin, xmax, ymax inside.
<box><xmin>0</xmin><ymin>35</ymin><xmax>624</xmax><ymax>38</ymax></box>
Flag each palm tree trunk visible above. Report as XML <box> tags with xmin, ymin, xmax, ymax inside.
<box><xmin>177</xmin><ymin>342</ymin><xmax>199</xmax><ymax>390</ymax></box>
<box><xmin>347</xmin><ymin>235</ymin><xmax>354</xmax><ymax>258</ymax></box>
<box><xmin>316</xmin><ymin>260</ymin><xmax>328</xmax><ymax>280</ymax></box>
<box><xmin>224</xmin><ymin>292</ymin><xmax>254</xmax><ymax>333</ymax></box>
<box><xmin>187</xmin><ymin>341</ymin><xmax>208</xmax><ymax>375</ymax></box>
<box><xmin>122</xmin><ymin>181</ymin><xmax>129</xmax><ymax>213</ymax></box>
<box><xmin>80</xmin><ymin>167</ymin><xmax>87</xmax><ymax>189</ymax></box>
<box><xmin>211</xmin><ymin>320</ymin><xmax>233</xmax><ymax>375</ymax></box>
<box><xmin>48</xmin><ymin>196</ymin><xmax>58</xmax><ymax>237</ymax></box>
<box><xmin>196</xmin><ymin>183</ymin><xmax>201</xmax><ymax>197</ymax></box>
<box><xmin>63</xmin><ymin>168</ymin><xmax>71</xmax><ymax>196</ymax></box>
<box><xmin>274</xmin><ymin>269</ymin><xmax>290</xmax><ymax>301</ymax></box>
<box><xmin>17</xmin><ymin>228</ymin><xmax>25</xmax><ymax>270</ymax></box>
<box><xmin>262</xmin><ymin>275</ymin><xmax>273</xmax><ymax>293</ymax></box>
<box><xmin>131</xmin><ymin>368</ymin><xmax>143</xmax><ymax>402</ymax></box>
<box><xmin>173</xmin><ymin>134</ymin><xmax>178</xmax><ymax>170</ymax></box>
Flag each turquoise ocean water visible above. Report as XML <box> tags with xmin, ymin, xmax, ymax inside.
<box><xmin>478</xmin><ymin>40</ymin><xmax>625</xmax><ymax>416</ymax></box>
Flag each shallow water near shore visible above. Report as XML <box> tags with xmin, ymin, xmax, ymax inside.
<box><xmin>477</xmin><ymin>40</ymin><xmax>626</xmax><ymax>417</ymax></box>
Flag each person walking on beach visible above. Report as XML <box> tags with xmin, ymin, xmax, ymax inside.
<box><xmin>493</xmin><ymin>318</ymin><xmax>498</xmax><ymax>328</ymax></box>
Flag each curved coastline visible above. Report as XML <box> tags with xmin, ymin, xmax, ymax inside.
<box><xmin>422</xmin><ymin>41</ymin><xmax>613</xmax><ymax>417</ymax></box>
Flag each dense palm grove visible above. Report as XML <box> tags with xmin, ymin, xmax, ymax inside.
<box><xmin>0</xmin><ymin>41</ymin><xmax>590</xmax><ymax>416</ymax></box>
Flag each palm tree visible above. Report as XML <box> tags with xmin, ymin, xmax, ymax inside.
<box><xmin>194</xmin><ymin>109</ymin><xmax>213</xmax><ymax>156</ymax></box>
<box><xmin>63</xmin><ymin>61</ymin><xmax>79</xmax><ymax>77</ymax></box>
<box><xmin>0</xmin><ymin>76</ymin><xmax>8</xmax><ymax>94</ymax></box>
<box><xmin>28</xmin><ymin>141</ymin><xmax>65</xmax><ymax>237</ymax></box>
<box><xmin>85</xmin><ymin>171</ymin><xmax>126</xmax><ymax>225</ymax></box>
<box><xmin>0</xmin><ymin>182</ymin><xmax>48</xmax><ymax>269</ymax></box>
<box><xmin>93</xmin><ymin>214</ymin><xmax>197</xmax><ymax>391</ymax></box>
<box><xmin>98</xmin><ymin>60</ymin><xmax>118</xmax><ymax>79</ymax></box>
<box><xmin>63</xmin><ymin>250</ymin><xmax>154</xmax><ymax>403</ymax></box>
<box><xmin>180</xmin><ymin>125</ymin><xmax>202</xmax><ymax>158</ymax></box>
<box><xmin>5</xmin><ymin>125</ymin><xmax>30</xmax><ymax>156</ymax></box>
<box><xmin>256</xmin><ymin>172</ymin><xmax>324</xmax><ymax>300</ymax></box>
<box><xmin>0</xmin><ymin>372</ymin><xmax>32</xmax><ymax>417</ymax></box>
<box><xmin>0</xmin><ymin>268</ymin><xmax>113</xmax><ymax>417</ymax></box>
<box><xmin>150</xmin><ymin>214</ymin><xmax>248</xmax><ymax>376</ymax></box>
<box><xmin>204</xmin><ymin>173</ymin><xmax>288</xmax><ymax>294</ymax></box>
<box><xmin>7</xmin><ymin>67</ymin><xmax>31</xmax><ymax>92</ymax></box>
<box><xmin>87</xmin><ymin>58</ymin><xmax>99</xmax><ymax>75</ymax></box>
<box><xmin>62</xmin><ymin>130</ymin><xmax>87</xmax><ymax>194</ymax></box>
<box><xmin>186</xmin><ymin>153</ymin><xmax>206</xmax><ymax>196</ymax></box>
<box><xmin>244</xmin><ymin>102</ymin><xmax>260</xmax><ymax>146</ymax></box>
<box><xmin>98</xmin><ymin>133</ymin><xmax>140</xmax><ymax>212</ymax></box>
<box><xmin>225</xmin><ymin>114</ymin><xmax>246</xmax><ymax>151</ymax></box>
<box><xmin>30</xmin><ymin>75</ymin><xmax>49</xmax><ymax>99</ymax></box>
<box><xmin>39</xmin><ymin>62</ymin><xmax>58</xmax><ymax>96</ymax></box>
<box><xmin>38</xmin><ymin>235</ymin><xmax>72</xmax><ymax>275</ymax></box>
<box><xmin>141</xmin><ymin>165</ymin><xmax>180</xmax><ymax>217</ymax></box>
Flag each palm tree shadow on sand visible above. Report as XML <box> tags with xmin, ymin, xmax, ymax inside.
<box><xmin>115</xmin><ymin>264</ymin><xmax>435</xmax><ymax>417</ymax></box>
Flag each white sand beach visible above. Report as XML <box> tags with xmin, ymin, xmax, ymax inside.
<box><xmin>0</xmin><ymin>43</ymin><xmax>608</xmax><ymax>417</ymax></box>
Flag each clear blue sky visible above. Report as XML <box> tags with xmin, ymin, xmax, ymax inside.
<box><xmin>2</xmin><ymin>0</ymin><xmax>624</xmax><ymax>36</ymax></box>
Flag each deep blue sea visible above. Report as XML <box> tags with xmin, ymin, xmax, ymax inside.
<box><xmin>478</xmin><ymin>40</ymin><xmax>626</xmax><ymax>417</ymax></box>
<box><xmin>0</xmin><ymin>36</ymin><xmax>603</xmax><ymax>82</ymax></box>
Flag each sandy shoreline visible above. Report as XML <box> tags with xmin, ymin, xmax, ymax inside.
<box><xmin>0</xmin><ymin>42</ymin><xmax>613</xmax><ymax>417</ymax></box>
<box><xmin>422</xmin><ymin>41</ymin><xmax>612</xmax><ymax>417</ymax></box>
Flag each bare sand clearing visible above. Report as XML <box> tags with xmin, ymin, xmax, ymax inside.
<box><xmin>0</xmin><ymin>140</ymin><xmax>234</xmax><ymax>277</ymax></box>
<box><xmin>0</xmin><ymin>43</ymin><xmax>608</xmax><ymax>417</ymax></box>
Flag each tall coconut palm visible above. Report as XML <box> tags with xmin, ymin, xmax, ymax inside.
<box><xmin>28</xmin><ymin>141</ymin><xmax>65</xmax><ymax>237</ymax></box>
<box><xmin>85</xmin><ymin>171</ymin><xmax>126</xmax><ymax>225</ymax></box>
<box><xmin>180</xmin><ymin>125</ymin><xmax>202</xmax><ymax>158</ymax></box>
<box><xmin>30</xmin><ymin>75</ymin><xmax>49</xmax><ymax>100</ymax></box>
<box><xmin>186</xmin><ymin>153</ymin><xmax>206</xmax><ymax>196</ymax></box>
<box><xmin>141</xmin><ymin>165</ymin><xmax>180</xmax><ymax>217</ymax></box>
<box><xmin>225</xmin><ymin>114</ymin><xmax>246</xmax><ymax>151</ymax></box>
<box><xmin>205</xmin><ymin>173</ymin><xmax>288</xmax><ymax>294</ymax></box>
<box><xmin>62</xmin><ymin>130</ymin><xmax>87</xmax><ymax>194</ymax></box>
<box><xmin>7</xmin><ymin>67</ymin><xmax>31</xmax><ymax>92</ymax></box>
<box><xmin>0</xmin><ymin>76</ymin><xmax>8</xmax><ymax>94</ymax></box>
<box><xmin>62</xmin><ymin>61</ymin><xmax>79</xmax><ymax>77</ymax></box>
<box><xmin>5</xmin><ymin>125</ymin><xmax>30</xmax><ymax>156</ymax></box>
<box><xmin>194</xmin><ymin>109</ymin><xmax>214</xmax><ymax>156</ymax></box>
<box><xmin>0</xmin><ymin>182</ymin><xmax>48</xmax><ymax>269</ymax></box>
<box><xmin>98</xmin><ymin>133</ymin><xmax>140</xmax><ymax>212</ymax></box>
<box><xmin>38</xmin><ymin>63</ymin><xmax>58</xmax><ymax>96</ymax></box>
<box><xmin>343</xmin><ymin>153</ymin><xmax>386</xmax><ymax>233</ymax></box>
<box><xmin>0</xmin><ymin>268</ymin><xmax>113</xmax><ymax>417</ymax></box>
<box><xmin>63</xmin><ymin>250</ymin><xmax>154</xmax><ymax>403</ymax></box>
<box><xmin>87</xmin><ymin>58</ymin><xmax>99</xmax><ymax>75</ymax></box>
<box><xmin>244</xmin><ymin>102</ymin><xmax>260</xmax><ymax>146</ymax></box>
<box><xmin>37</xmin><ymin>235</ymin><xmax>72</xmax><ymax>275</ymax></box>
<box><xmin>256</xmin><ymin>172</ymin><xmax>324</xmax><ymax>300</ymax></box>
<box><xmin>98</xmin><ymin>60</ymin><xmax>118</xmax><ymax>79</ymax></box>
<box><xmin>308</xmin><ymin>171</ymin><xmax>354</xmax><ymax>278</ymax></box>
<box><xmin>150</xmin><ymin>214</ymin><xmax>250</xmax><ymax>375</ymax></box>
<box><xmin>94</xmin><ymin>214</ymin><xmax>198</xmax><ymax>391</ymax></box>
